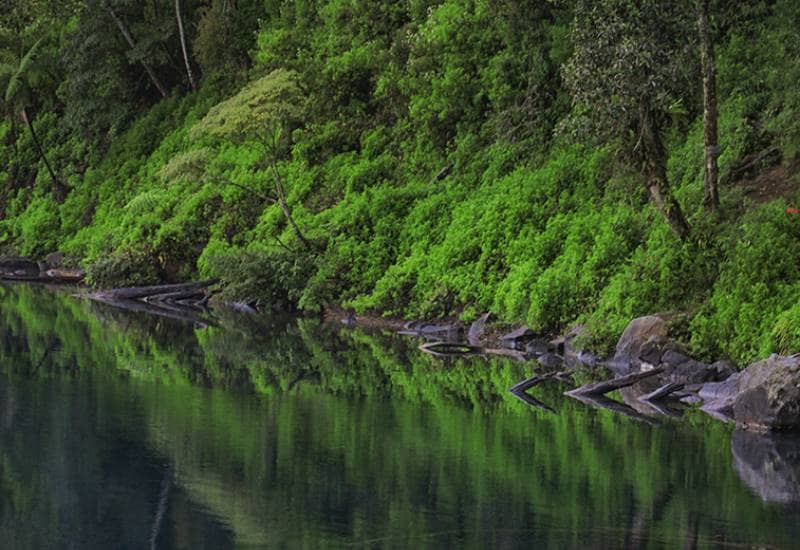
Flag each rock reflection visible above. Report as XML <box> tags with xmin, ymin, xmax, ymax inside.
<box><xmin>732</xmin><ymin>430</ymin><xmax>800</xmax><ymax>504</ymax></box>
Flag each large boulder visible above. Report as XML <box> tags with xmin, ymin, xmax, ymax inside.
<box><xmin>732</xmin><ymin>430</ymin><xmax>800</xmax><ymax>503</ymax></box>
<box><xmin>733</xmin><ymin>354</ymin><xmax>800</xmax><ymax>431</ymax></box>
<box><xmin>614</xmin><ymin>315</ymin><xmax>669</xmax><ymax>361</ymax></box>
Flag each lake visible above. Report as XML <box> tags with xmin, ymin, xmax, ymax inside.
<box><xmin>1</xmin><ymin>283</ymin><xmax>799</xmax><ymax>549</ymax></box>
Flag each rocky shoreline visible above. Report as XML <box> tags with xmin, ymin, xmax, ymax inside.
<box><xmin>2</xmin><ymin>254</ymin><xmax>799</xmax><ymax>433</ymax></box>
<box><xmin>339</xmin><ymin>310</ymin><xmax>800</xmax><ymax>434</ymax></box>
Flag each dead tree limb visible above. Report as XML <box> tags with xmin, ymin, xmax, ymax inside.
<box><xmin>89</xmin><ymin>280</ymin><xmax>217</xmax><ymax>301</ymax></box>
<box><xmin>566</xmin><ymin>366</ymin><xmax>664</xmax><ymax>397</ymax></box>
<box><xmin>640</xmin><ymin>382</ymin><xmax>684</xmax><ymax>402</ymax></box>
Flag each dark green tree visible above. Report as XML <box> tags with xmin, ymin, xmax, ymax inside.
<box><xmin>564</xmin><ymin>0</ymin><xmax>695</xmax><ymax>239</ymax></box>
<box><xmin>0</xmin><ymin>39</ymin><xmax>64</xmax><ymax>198</ymax></box>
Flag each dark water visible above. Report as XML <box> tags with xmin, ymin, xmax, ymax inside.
<box><xmin>1</xmin><ymin>285</ymin><xmax>799</xmax><ymax>549</ymax></box>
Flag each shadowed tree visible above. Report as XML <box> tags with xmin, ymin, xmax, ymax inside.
<box><xmin>698</xmin><ymin>0</ymin><xmax>720</xmax><ymax>209</ymax></box>
<box><xmin>564</xmin><ymin>0</ymin><xmax>695</xmax><ymax>239</ymax></box>
<box><xmin>0</xmin><ymin>38</ymin><xmax>64</xmax><ymax>199</ymax></box>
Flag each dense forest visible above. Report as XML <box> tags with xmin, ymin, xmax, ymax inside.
<box><xmin>0</xmin><ymin>0</ymin><xmax>799</xmax><ymax>365</ymax></box>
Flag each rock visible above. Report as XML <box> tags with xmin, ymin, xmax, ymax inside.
<box><xmin>734</xmin><ymin>354</ymin><xmax>800</xmax><ymax>431</ymax></box>
<box><xmin>615</xmin><ymin>315</ymin><xmax>668</xmax><ymax>358</ymax></box>
<box><xmin>666</xmin><ymin>359</ymin><xmax>727</xmax><ymax>385</ymax></box>
<box><xmin>710</xmin><ymin>360</ymin><xmax>736</xmax><ymax>380</ymax></box>
<box><xmin>732</xmin><ymin>430</ymin><xmax>800</xmax><ymax>503</ymax></box>
<box><xmin>536</xmin><ymin>352</ymin><xmax>563</xmax><ymax>369</ymax></box>
<box><xmin>44</xmin><ymin>251</ymin><xmax>64</xmax><ymax>269</ymax></box>
<box><xmin>699</xmin><ymin>372</ymin><xmax>741</xmax><ymax>422</ymax></box>
<box><xmin>499</xmin><ymin>326</ymin><xmax>536</xmax><ymax>349</ymax></box>
<box><xmin>341</xmin><ymin>312</ymin><xmax>356</xmax><ymax>327</ymax></box>
<box><xmin>525</xmin><ymin>339</ymin><xmax>550</xmax><ymax>355</ymax></box>
<box><xmin>561</xmin><ymin>324</ymin><xmax>589</xmax><ymax>366</ymax></box>
<box><xmin>0</xmin><ymin>256</ymin><xmax>40</xmax><ymax>278</ymax></box>
<box><xmin>467</xmin><ymin>313</ymin><xmax>490</xmax><ymax>346</ymax></box>
<box><xmin>399</xmin><ymin>322</ymin><xmax>462</xmax><ymax>341</ymax></box>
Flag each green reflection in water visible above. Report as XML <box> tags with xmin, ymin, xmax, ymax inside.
<box><xmin>0</xmin><ymin>283</ymin><xmax>799</xmax><ymax>549</ymax></box>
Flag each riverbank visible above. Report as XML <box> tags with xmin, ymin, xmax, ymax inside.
<box><xmin>6</xmin><ymin>265</ymin><xmax>795</xmax><ymax>434</ymax></box>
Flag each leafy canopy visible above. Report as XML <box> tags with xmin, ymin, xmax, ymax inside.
<box><xmin>190</xmin><ymin>68</ymin><xmax>305</xmax><ymax>148</ymax></box>
<box><xmin>563</xmin><ymin>0</ymin><xmax>696</xmax><ymax>142</ymax></box>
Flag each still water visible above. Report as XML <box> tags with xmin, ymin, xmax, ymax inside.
<box><xmin>1</xmin><ymin>283</ymin><xmax>799</xmax><ymax>549</ymax></box>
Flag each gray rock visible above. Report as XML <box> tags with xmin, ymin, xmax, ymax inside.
<box><xmin>614</xmin><ymin>315</ymin><xmax>669</xmax><ymax>361</ymax></box>
<box><xmin>524</xmin><ymin>339</ymin><xmax>550</xmax><ymax>355</ymax></box>
<box><xmin>699</xmin><ymin>372</ymin><xmax>741</xmax><ymax>422</ymax></box>
<box><xmin>661</xmin><ymin>349</ymin><xmax>692</xmax><ymax>367</ymax></box>
<box><xmin>536</xmin><ymin>352</ymin><xmax>563</xmax><ymax>369</ymax></box>
<box><xmin>710</xmin><ymin>360</ymin><xmax>736</xmax><ymax>380</ymax></box>
<box><xmin>666</xmin><ymin>359</ymin><xmax>727</xmax><ymax>385</ymax></box>
<box><xmin>44</xmin><ymin>251</ymin><xmax>64</xmax><ymax>269</ymax></box>
<box><xmin>734</xmin><ymin>354</ymin><xmax>800</xmax><ymax>431</ymax></box>
<box><xmin>500</xmin><ymin>326</ymin><xmax>536</xmax><ymax>349</ymax></box>
<box><xmin>467</xmin><ymin>313</ymin><xmax>490</xmax><ymax>346</ymax></box>
<box><xmin>732</xmin><ymin>430</ymin><xmax>800</xmax><ymax>503</ymax></box>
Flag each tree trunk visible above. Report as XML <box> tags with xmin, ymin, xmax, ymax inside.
<box><xmin>20</xmin><ymin>107</ymin><xmax>65</xmax><ymax>200</ymax></box>
<box><xmin>105</xmin><ymin>3</ymin><xmax>169</xmax><ymax>98</ymax></box>
<box><xmin>175</xmin><ymin>0</ymin><xmax>197</xmax><ymax>91</ymax></box>
<box><xmin>699</xmin><ymin>0</ymin><xmax>720</xmax><ymax>209</ymax></box>
<box><xmin>639</xmin><ymin>109</ymin><xmax>691</xmax><ymax>240</ymax></box>
<box><xmin>270</xmin><ymin>162</ymin><xmax>312</xmax><ymax>250</ymax></box>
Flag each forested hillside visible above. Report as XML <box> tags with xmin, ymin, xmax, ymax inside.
<box><xmin>1</xmin><ymin>0</ymin><xmax>799</xmax><ymax>365</ymax></box>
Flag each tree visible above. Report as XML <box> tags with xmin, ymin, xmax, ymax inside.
<box><xmin>174</xmin><ymin>0</ymin><xmax>196</xmax><ymax>91</ymax></box>
<box><xmin>0</xmin><ymin>38</ymin><xmax>64</xmax><ymax>199</ymax></box>
<box><xmin>103</xmin><ymin>0</ymin><xmax>169</xmax><ymax>98</ymax></box>
<box><xmin>190</xmin><ymin>69</ymin><xmax>311</xmax><ymax>249</ymax></box>
<box><xmin>698</xmin><ymin>0</ymin><xmax>720</xmax><ymax>209</ymax></box>
<box><xmin>564</xmin><ymin>0</ymin><xmax>694</xmax><ymax>239</ymax></box>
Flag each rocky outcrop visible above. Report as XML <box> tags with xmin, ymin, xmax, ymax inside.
<box><xmin>733</xmin><ymin>354</ymin><xmax>800</xmax><ymax>431</ymax></box>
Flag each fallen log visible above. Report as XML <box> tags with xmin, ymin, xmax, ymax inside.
<box><xmin>565</xmin><ymin>366</ymin><xmax>664</xmax><ymax>397</ymax></box>
<box><xmin>90</xmin><ymin>280</ymin><xmax>217</xmax><ymax>301</ymax></box>
<box><xmin>509</xmin><ymin>373</ymin><xmax>555</xmax><ymax>393</ymax></box>
<box><xmin>640</xmin><ymin>382</ymin><xmax>684</xmax><ymax>402</ymax></box>
<box><xmin>419</xmin><ymin>341</ymin><xmax>482</xmax><ymax>357</ymax></box>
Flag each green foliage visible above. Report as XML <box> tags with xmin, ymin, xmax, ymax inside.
<box><xmin>3</xmin><ymin>0</ymin><xmax>800</xmax><ymax>366</ymax></box>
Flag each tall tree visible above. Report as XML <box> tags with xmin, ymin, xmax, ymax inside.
<box><xmin>174</xmin><ymin>0</ymin><xmax>196</xmax><ymax>91</ymax></box>
<box><xmin>698</xmin><ymin>0</ymin><xmax>720</xmax><ymax>209</ymax></box>
<box><xmin>103</xmin><ymin>1</ymin><xmax>169</xmax><ymax>98</ymax></box>
<box><xmin>564</xmin><ymin>0</ymin><xmax>694</xmax><ymax>239</ymax></box>
<box><xmin>191</xmin><ymin>69</ymin><xmax>312</xmax><ymax>249</ymax></box>
<box><xmin>0</xmin><ymin>39</ymin><xmax>64</xmax><ymax>198</ymax></box>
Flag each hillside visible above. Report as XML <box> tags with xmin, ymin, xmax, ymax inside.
<box><xmin>1</xmin><ymin>0</ymin><xmax>800</xmax><ymax>365</ymax></box>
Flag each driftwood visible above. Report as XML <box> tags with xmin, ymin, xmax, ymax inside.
<box><xmin>418</xmin><ymin>341</ymin><xmax>482</xmax><ymax>357</ymax></box>
<box><xmin>484</xmin><ymin>348</ymin><xmax>528</xmax><ymax>361</ymax></box>
<box><xmin>640</xmin><ymin>382</ymin><xmax>684</xmax><ymax>402</ymax></box>
<box><xmin>566</xmin><ymin>366</ymin><xmax>664</xmax><ymax>398</ymax></box>
<box><xmin>89</xmin><ymin>280</ymin><xmax>217</xmax><ymax>302</ymax></box>
<box><xmin>510</xmin><ymin>374</ymin><xmax>550</xmax><ymax>393</ymax></box>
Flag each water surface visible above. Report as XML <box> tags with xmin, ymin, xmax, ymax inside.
<box><xmin>1</xmin><ymin>284</ymin><xmax>799</xmax><ymax>549</ymax></box>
